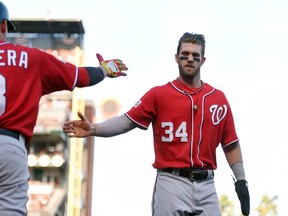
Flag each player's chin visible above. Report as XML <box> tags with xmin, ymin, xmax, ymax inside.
<box><xmin>183</xmin><ymin>70</ymin><xmax>196</xmax><ymax>77</ymax></box>
<box><xmin>185</xmin><ymin>66</ymin><xmax>196</xmax><ymax>71</ymax></box>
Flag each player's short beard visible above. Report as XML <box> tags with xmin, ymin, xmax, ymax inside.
<box><xmin>178</xmin><ymin>64</ymin><xmax>200</xmax><ymax>80</ymax></box>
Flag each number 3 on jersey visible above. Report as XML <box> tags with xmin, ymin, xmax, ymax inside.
<box><xmin>0</xmin><ymin>75</ymin><xmax>6</xmax><ymax>115</ymax></box>
<box><xmin>161</xmin><ymin>122</ymin><xmax>188</xmax><ymax>142</ymax></box>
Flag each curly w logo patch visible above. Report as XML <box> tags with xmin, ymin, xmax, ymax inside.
<box><xmin>210</xmin><ymin>104</ymin><xmax>227</xmax><ymax>125</ymax></box>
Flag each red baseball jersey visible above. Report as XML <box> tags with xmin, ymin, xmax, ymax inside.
<box><xmin>0</xmin><ymin>41</ymin><xmax>89</xmax><ymax>143</ymax></box>
<box><xmin>125</xmin><ymin>79</ymin><xmax>239</xmax><ymax>169</ymax></box>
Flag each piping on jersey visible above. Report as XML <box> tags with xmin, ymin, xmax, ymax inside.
<box><xmin>170</xmin><ymin>82</ymin><xmax>196</xmax><ymax>167</ymax></box>
<box><xmin>187</xmin><ymin>94</ymin><xmax>195</xmax><ymax>167</ymax></box>
<box><xmin>171</xmin><ymin>81</ymin><xmax>216</xmax><ymax>168</ymax></box>
<box><xmin>71</xmin><ymin>67</ymin><xmax>79</xmax><ymax>90</ymax></box>
<box><xmin>0</xmin><ymin>42</ymin><xmax>10</xmax><ymax>46</ymax></box>
<box><xmin>196</xmin><ymin>88</ymin><xmax>216</xmax><ymax>168</ymax></box>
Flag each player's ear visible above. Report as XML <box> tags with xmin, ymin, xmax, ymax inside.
<box><xmin>175</xmin><ymin>54</ymin><xmax>179</xmax><ymax>64</ymax></box>
<box><xmin>200</xmin><ymin>57</ymin><xmax>206</xmax><ymax>66</ymax></box>
<box><xmin>1</xmin><ymin>20</ymin><xmax>7</xmax><ymax>34</ymax></box>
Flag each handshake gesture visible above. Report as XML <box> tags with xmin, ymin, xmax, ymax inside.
<box><xmin>97</xmin><ymin>53</ymin><xmax>128</xmax><ymax>78</ymax></box>
<box><xmin>63</xmin><ymin>112</ymin><xmax>93</xmax><ymax>138</ymax></box>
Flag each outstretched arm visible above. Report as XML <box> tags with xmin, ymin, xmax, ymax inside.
<box><xmin>63</xmin><ymin>112</ymin><xmax>136</xmax><ymax>138</ymax></box>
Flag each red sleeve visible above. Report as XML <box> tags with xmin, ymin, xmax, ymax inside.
<box><xmin>76</xmin><ymin>67</ymin><xmax>90</xmax><ymax>87</ymax></box>
<box><xmin>40</xmin><ymin>51</ymin><xmax>79</xmax><ymax>95</ymax></box>
<box><xmin>220</xmin><ymin>96</ymin><xmax>239</xmax><ymax>147</ymax></box>
<box><xmin>125</xmin><ymin>87</ymin><xmax>157</xmax><ymax>129</ymax></box>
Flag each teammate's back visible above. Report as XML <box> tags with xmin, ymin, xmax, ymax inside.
<box><xmin>0</xmin><ymin>42</ymin><xmax>78</xmax><ymax>141</ymax></box>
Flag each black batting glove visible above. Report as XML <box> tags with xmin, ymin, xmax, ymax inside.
<box><xmin>235</xmin><ymin>180</ymin><xmax>250</xmax><ymax>215</ymax></box>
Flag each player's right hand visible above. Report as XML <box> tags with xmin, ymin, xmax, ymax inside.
<box><xmin>235</xmin><ymin>180</ymin><xmax>250</xmax><ymax>215</ymax></box>
<box><xmin>96</xmin><ymin>53</ymin><xmax>128</xmax><ymax>78</ymax></box>
<box><xmin>63</xmin><ymin>112</ymin><xmax>94</xmax><ymax>138</ymax></box>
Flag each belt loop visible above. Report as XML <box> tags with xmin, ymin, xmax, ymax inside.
<box><xmin>172</xmin><ymin>168</ymin><xmax>180</xmax><ymax>176</ymax></box>
<box><xmin>208</xmin><ymin>170</ymin><xmax>214</xmax><ymax>179</ymax></box>
<box><xmin>19</xmin><ymin>134</ymin><xmax>25</xmax><ymax>145</ymax></box>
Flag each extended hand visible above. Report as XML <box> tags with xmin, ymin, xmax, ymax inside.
<box><xmin>63</xmin><ymin>112</ymin><xmax>94</xmax><ymax>138</ymax></box>
<box><xmin>235</xmin><ymin>180</ymin><xmax>250</xmax><ymax>215</ymax></box>
<box><xmin>96</xmin><ymin>53</ymin><xmax>128</xmax><ymax>78</ymax></box>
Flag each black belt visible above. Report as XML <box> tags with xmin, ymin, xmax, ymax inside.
<box><xmin>0</xmin><ymin>128</ymin><xmax>20</xmax><ymax>140</ymax></box>
<box><xmin>161</xmin><ymin>168</ymin><xmax>212</xmax><ymax>182</ymax></box>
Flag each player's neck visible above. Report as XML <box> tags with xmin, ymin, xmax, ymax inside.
<box><xmin>178</xmin><ymin>77</ymin><xmax>202</xmax><ymax>89</ymax></box>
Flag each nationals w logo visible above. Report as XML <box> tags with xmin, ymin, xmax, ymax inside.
<box><xmin>210</xmin><ymin>104</ymin><xmax>227</xmax><ymax>125</ymax></box>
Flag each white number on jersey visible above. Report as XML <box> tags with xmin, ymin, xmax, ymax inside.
<box><xmin>161</xmin><ymin>122</ymin><xmax>188</xmax><ymax>142</ymax></box>
<box><xmin>0</xmin><ymin>75</ymin><xmax>6</xmax><ymax>115</ymax></box>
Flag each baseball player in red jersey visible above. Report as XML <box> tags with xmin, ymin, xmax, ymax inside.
<box><xmin>0</xmin><ymin>2</ymin><xmax>128</xmax><ymax>215</ymax></box>
<box><xmin>64</xmin><ymin>32</ymin><xmax>250</xmax><ymax>215</ymax></box>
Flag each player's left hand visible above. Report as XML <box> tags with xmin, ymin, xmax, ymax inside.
<box><xmin>96</xmin><ymin>53</ymin><xmax>128</xmax><ymax>78</ymax></box>
<box><xmin>235</xmin><ymin>180</ymin><xmax>250</xmax><ymax>215</ymax></box>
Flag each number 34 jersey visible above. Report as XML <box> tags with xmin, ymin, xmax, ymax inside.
<box><xmin>125</xmin><ymin>79</ymin><xmax>239</xmax><ymax>170</ymax></box>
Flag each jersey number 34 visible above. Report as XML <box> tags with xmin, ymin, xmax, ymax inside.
<box><xmin>161</xmin><ymin>122</ymin><xmax>188</xmax><ymax>142</ymax></box>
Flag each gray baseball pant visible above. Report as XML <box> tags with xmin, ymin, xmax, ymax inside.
<box><xmin>0</xmin><ymin>135</ymin><xmax>30</xmax><ymax>216</ymax></box>
<box><xmin>152</xmin><ymin>170</ymin><xmax>221</xmax><ymax>216</ymax></box>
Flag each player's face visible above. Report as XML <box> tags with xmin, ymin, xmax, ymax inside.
<box><xmin>175</xmin><ymin>43</ymin><xmax>206</xmax><ymax>79</ymax></box>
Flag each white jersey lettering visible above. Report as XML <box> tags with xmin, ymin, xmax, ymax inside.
<box><xmin>7</xmin><ymin>50</ymin><xmax>16</xmax><ymax>66</ymax></box>
<box><xmin>0</xmin><ymin>49</ymin><xmax>28</xmax><ymax>69</ymax></box>
<box><xmin>0</xmin><ymin>50</ymin><xmax>4</xmax><ymax>66</ymax></box>
<box><xmin>19</xmin><ymin>51</ymin><xmax>28</xmax><ymax>69</ymax></box>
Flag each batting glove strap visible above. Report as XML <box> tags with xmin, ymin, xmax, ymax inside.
<box><xmin>235</xmin><ymin>180</ymin><xmax>250</xmax><ymax>216</ymax></box>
